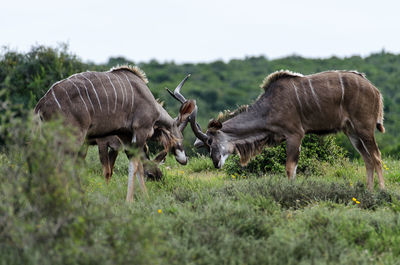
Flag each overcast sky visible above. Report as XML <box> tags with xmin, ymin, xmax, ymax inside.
<box><xmin>1</xmin><ymin>0</ymin><xmax>399</xmax><ymax>64</ymax></box>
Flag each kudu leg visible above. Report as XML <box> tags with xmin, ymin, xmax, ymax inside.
<box><xmin>346</xmin><ymin>132</ymin><xmax>376</xmax><ymax>191</ymax></box>
<box><xmin>98</xmin><ymin>142</ymin><xmax>112</xmax><ymax>183</ymax></box>
<box><xmin>373</xmin><ymin>145</ymin><xmax>385</xmax><ymax>189</ymax></box>
<box><xmin>126</xmin><ymin>130</ymin><xmax>149</xmax><ymax>202</ymax></box>
<box><xmin>361</xmin><ymin>136</ymin><xmax>385</xmax><ymax>189</ymax></box>
<box><xmin>108</xmin><ymin>149</ymin><xmax>119</xmax><ymax>181</ymax></box>
<box><xmin>126</xmin><ymin>159</ymin><xmax>139</xmax><ymax>202</ymax></box>
<box><xmin>285</xmin><ymin>135</ymin><xmax>303</xmax><ymax>180</ymax></box>
<box><xmin>136</xmin><ymin>161</ymin><xmax>148</xmax><ymax>197</ymax></box>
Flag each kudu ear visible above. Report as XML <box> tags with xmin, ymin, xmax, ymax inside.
<box><xmin>178</xmin><ymin>99</ymin><xmax>196</xmax><ymax>123</ymax></box>
<box><xmin>207</xmin><ymin>119</ymin><xmax>222</xmax><ymax>130</ymax></box>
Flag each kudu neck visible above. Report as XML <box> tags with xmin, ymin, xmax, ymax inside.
<box><xmin>221</xmin><ymin>106</ymin><xmax>267</xmax><ymax>141</ymax></box>
<box><xmin>155</xmin><ymin>105</ymin><xmax>175</xmax><ymax>129</ymax></box>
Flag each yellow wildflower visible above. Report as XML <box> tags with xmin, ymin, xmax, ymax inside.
<box><xmin>158</xmin><ymin>209</ymin><xmax>162</xmax><ymax>214</ymax></box>
<box><xmin>356</xmin><ymin>201</ymin><xmax>360</xmax><ymax>204</ymax></box>
<box><xmin>231</xmin><ymin>174</ymin><xmax>236</xmax><ymax>179</ymax></box>
<box><xmin>352</xmin><ymin>197</ymin><xmax>357</xmax><ymax>202</ymax></box>
<box><xmin>383</xmin><ymin>163</ymin><xmax>389</xmax><ymax>170</ymax></box>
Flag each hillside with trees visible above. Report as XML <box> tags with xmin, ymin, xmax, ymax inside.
<box><xmin>1</xmin><ymin>45</ymin><xmax>399</xmax><ymax>157</ymax></box>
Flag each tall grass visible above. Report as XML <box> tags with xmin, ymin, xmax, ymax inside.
<box><xmin>1</xmin><ymin>113</ymin><xmax>400</xmax><ymax>264</ymax></box>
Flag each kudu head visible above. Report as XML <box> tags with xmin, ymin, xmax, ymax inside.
<box><xmin>190</xmin><ymin>111</ymin><xmax>235</xmax><ymax>169</ymax></box>
<box><xmin>162</xmin><ymin>75</ymin><xmax>196</xmax><ymax>165</ymax></box>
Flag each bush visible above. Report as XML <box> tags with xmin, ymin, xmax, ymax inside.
<box><xmin>0</xmin><ymin>44</ymin><xmax>86</xmax><ymax>108</ymax></box>
<box><xmin>224</xmin><ymin>134</ymin><xmax>347</xmax><ymax>176</ymax></box>
<box><xmin>0</xmin><ymin>107</ymin><xmax>159</xmax><ymax>265</ymax></box>
<box><xmin>0</xmin><ymin>107</ymin><xmax>84</xmax><ymax>262</ymax></box>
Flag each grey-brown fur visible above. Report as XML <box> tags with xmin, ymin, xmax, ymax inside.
<box><xmin>191</xmin><ymin>70</ymin><xmax>385</xmax><ymax>190</ymax></box>
<box><xmin>35</xmin><ymin>66</ymin><xmax>195</xmax><ymax>201</ymax></box>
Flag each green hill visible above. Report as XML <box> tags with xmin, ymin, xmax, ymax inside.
<box><xmin>1</xmin><ymin>45</ymin><xmax>399</xmax><ymax>157</ymax></box>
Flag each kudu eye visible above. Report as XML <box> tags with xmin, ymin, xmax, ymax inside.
<box><xmin>207</xmin><ymin>138</ymin><xmax>213</xmax><ymax>146</ymax></box>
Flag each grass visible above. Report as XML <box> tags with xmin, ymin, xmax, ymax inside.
<box><xmin>2</xmin><ymin>146</ymin><xmax>400</xmax><ymax>264</ymax></box>
<box><xmin>80</xmin><ymin>148</ymin><xmax>400</xmax><ymax>264</ymax></box>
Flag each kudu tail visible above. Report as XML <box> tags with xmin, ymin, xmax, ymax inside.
<box><xmin>376</xmin><ymin>93</ymin><xmax>385</xmax><ymax>133</ymax></box>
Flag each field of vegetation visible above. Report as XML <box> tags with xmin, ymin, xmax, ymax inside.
<box><xmin>1</xmin><ymin>45</ymin><xmax>400</xmax><ymax>264</ymax></box>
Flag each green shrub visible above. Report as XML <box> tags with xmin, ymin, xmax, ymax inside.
<box><xmin>0</xmin><ymin>108</ymin><xmax>159</xmax><ymax>265</ymax></box>
<box><xmin>212</xmin><ymin>177</ymin><xmax>394</xmax><ymax>210</ymax></box>
<box><xmin>224</xmin><ymin>134</ymin><xmax>347</xmax><ymax>176</ymax></box>
<box><xmin>0</xmin><ymin>44</ymin><xmax>86</xmax><ymax>109</ymax></box>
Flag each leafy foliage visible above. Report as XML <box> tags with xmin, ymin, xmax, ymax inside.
<box><xmin>1</xmin><ymin>45</ymin><xmax>399</xmax><ymax>157</ymax></box>
<box><xmin>0</xmin><ymin>108</ymin><xmax>162</xmax><ymax>265</ymax></box>
<box><xmin>0</xmin><ymin>44</ymin><xmax>86</xmax><ymax>108</ymax></box>
<box><xmin>224</xmin><ymin>134</ymin><xmax>347</xmax><ymax>176</ymax></box>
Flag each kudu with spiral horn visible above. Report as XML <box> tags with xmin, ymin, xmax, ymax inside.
<box><xmin>188</xmin><ymin>70</ymin><xmax>385</xmax><ymax>191</ymax></box>
<box><xmin>35</xmin><ymin>66</ymin><xmax>196</xmax><ymax>202</ymax></box>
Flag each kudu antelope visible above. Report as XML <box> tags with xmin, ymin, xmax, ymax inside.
<box><xmin>190</xmin><ymin>70</ymin><xmax>385</xmax><ymax>190</ymax></box>
<box><xmin>88</xmin><ymin>135</ymin><xmax>167</xmax><ymax>183</ymax></box>
<box><xmin>34</xmin><ymin>66</ymin><xmax>195</xmax><ymax>201</ymax></box>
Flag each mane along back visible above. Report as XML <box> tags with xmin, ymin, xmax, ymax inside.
<box><xmin>217</xmin><ymin>105</ymin><xmax>249</xmax><ymax>123</ymax></box>
<box><xmin>260</xmin><ymin>70</ymin><xmax>304</xmax><ymax>90</ymax></box>
<box><xmin>329</xmin><ymin>70</ymin><xmax>367</xmax><ymax>79</ymax></box>
<box><xmin>109</xmin><ymin>65</ymin><xmax>148</xmax><ymax>84</ymax></box>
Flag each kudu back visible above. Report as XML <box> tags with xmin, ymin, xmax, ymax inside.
<box><xmin>191</xmin><ymin>70</ymin><xmax>385</xmax><ymax>190</ymax></box>
<box><xmin>35</xmin><ymin>66</ymin><xmax>195</xmax><ymax>201</ymax></box>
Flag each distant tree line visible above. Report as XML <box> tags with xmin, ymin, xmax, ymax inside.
<box><xmin>1</xmin><ymin>44</ymin><xmax>399</xmax><ymax>157</ymax></box>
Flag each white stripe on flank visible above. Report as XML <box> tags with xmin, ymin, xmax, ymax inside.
<box><xmin>81</xmin><ymin>73</ymin><xmax>103</xmax><ymax>111</ymax></box>
<box><xmin>354</xmin><ymin>75</ymin><xmax>360</xmax><ymax>90</ymax></box>
<box><xmin>117</xmin><ymin>74</ymin><xmax>129</xmax><ymax>108</ymax></box>
<box><xmin>66</xmin><ymin>78</ymin><xmax>90</xmax><ymax>115</ymax></box>
<box><xmin>338</xmin><ymin>73</ymin><xmax>345</xmax><ymax>116</ymax></box>
<box><xmin>44</xmin><ymin>80</ymin><xmax>63</xmax><ymax>97</ymax></box>
<box><xmin>352</xmin><ymin>76</ymin><xmax>360</xmax><ymax>107</ymax></box>
<box><xmin>307</xmin><ymin>78</ymin><xmax>322</xmax><ymax>111</ymax></box>
<box><xmin>61</xmin><ymin>86</ymin><xmax>73</xmax><ymax>105</ymax></box>
<box><xmin>81</xmin><ymin>79</ymin><xmax>96</xmax><ymax>112</ymax></box>
<box><xmin>291</xmin><ymin>80</ymin><xmax>303</xmax><ymax>113</ymax></box>
<box><xmin>113</xmin><ymin>73</ymin><xmax>125</xmax><ymax>108</ymax></box>
<box><xmin>94</xmin><ymin>73</ymin><xmax>110</xmax><ymax>114</ymax></box>
<box><xmin>106</xmin><ymin>75</ymin><xmax>118</xmax><ymax>113</ymax></box>
<box><xmin>51</xmin><ymin>90</ymin><xmax>62</xmax><ymax>109</ymax></box>
<box><xmin>122</xmin><ymin>72</ymin><xmax>135</xmax><ymax>112</ymax></box>
<box><xmin>120</xmin><ymin>73</ymin><xmax>129</xmax><ymax>104</ymax></box>
<box><xmin>338</xmin><ymin>73</ymin><xmax>345</xmax><ymax>103</ymax></box>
